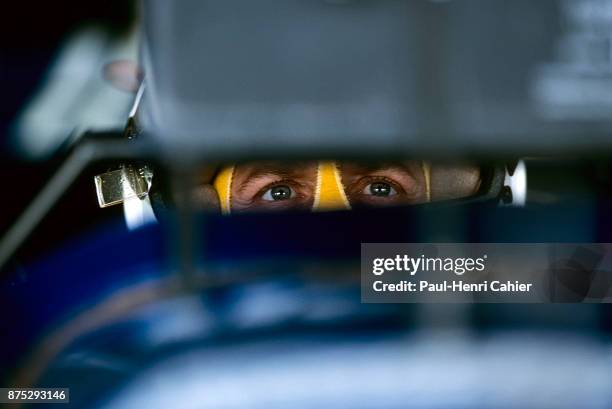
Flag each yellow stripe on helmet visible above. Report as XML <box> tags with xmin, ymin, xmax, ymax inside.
<box><xmin>213</xmin><ymin>165</ymin><xmax>234</xmax><ymax>214</ymax></box>
<box><xmin>422</xmin><ymin>160</ymin><xmax>431</xmax><ymax>202</ymax></box>
<box><xmin>213</xmin><ymin>162</ymin><xmax>352</xmax><ymax>214</ymax></box>
<box><xmin>312</xmin><ymin>161</ymin><xmax>351</xmax><ymax>211</ymax></box>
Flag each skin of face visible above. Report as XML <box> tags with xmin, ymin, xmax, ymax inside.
<box><xmin>230</xmin><ymin>161</ymin><xmax>318</xmax><ymax>213</ymax></box>
<box><xmin>201</xmin><ymin>161</ymin><xmax>482</xmax><ymax>213</ymax></box>
<box><xmin>339</xmin><ymin>161</ymin><xmax>429</xmax><ymax>208</ymax></box>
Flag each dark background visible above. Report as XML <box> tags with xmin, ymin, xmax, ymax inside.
<box><xmin>0</xmin><ymin>2</ymin><xmax>135</xmax><ymax>268</ymax></box>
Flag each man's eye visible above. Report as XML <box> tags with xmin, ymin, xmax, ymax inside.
<box><xmin>262</xmin><ymin>185</ymin><xmax>294</xmax><ymax>201</ymax></box>
<box><xmin>363</xmin><ymin>182</ymin><xmax>397</xmax><ymax>197</ymax></box>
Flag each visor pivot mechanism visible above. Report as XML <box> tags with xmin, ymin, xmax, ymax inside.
<box><xmin>94</xmin><ymin>165</ymin><xmax>153</xmax><ymax>208</ymax></box>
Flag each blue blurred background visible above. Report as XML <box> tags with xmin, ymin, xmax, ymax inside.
<box><xmin>2</xmin><ymin>1</ymin><xmax>612</xmax><ymax>408</ymax></box>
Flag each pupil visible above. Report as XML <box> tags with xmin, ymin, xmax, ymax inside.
<box><xmin>370</xmin><ymin>182</ymin><xmax>391</xmax><ymax>197</ymax></box>
<box><xmin>271</xmin><ymin>185</ymin><xmax>291</xmax><ymax>200</ymax></box>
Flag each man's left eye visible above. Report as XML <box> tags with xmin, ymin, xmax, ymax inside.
<box><xmin>262</xmin><ymin>185</ymin><xmax>294</xmax><ymax>201</ymax></box>
<box><xmin>363</xmin><ymin>182</ymin><xmax>397</xmax><ymax>197</ymax></box>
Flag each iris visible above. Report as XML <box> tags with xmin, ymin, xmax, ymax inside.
<box><xmin>369</xmin><ymin>182</ymin><xmax>393</xmax><ymax>197</ymax></box>
<box><xmin>263</xmin><ymin>185</ymin><xmax>292</xmax><ymax>201</ymax></box>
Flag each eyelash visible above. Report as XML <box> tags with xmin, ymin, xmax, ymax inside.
<box><xmin>353</xmin><ymin>176</ymin><xmax>407</xmax><ymax>196</ymax></box>
<box><xmin>254</xmin><ymin>179</ymin><xmax>302</xmax><ymax>201</ymax></box>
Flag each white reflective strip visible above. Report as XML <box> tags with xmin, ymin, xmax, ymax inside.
<box><xmin>123</xmin><ymin>195</ymin><xmax>157</xmax><ymax>230</ymax></box>
<box><xmin>503</xmin><ymin>160</ymin><xmax>527</xmax><ymax>207</ymax></box>
<box><xmin>129</xmin><ymin>83</ymin><xmax>146</xmax><ymax>118</ymax></box>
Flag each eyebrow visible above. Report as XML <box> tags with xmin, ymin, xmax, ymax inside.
<box><xmin>236</xmin><ymin>166</ymin><xmax>310</xmax><ymax>196</ymax></box>
<box><xmin>347</xmin><ymin>163</ymin><xmax>421</xmax><ymax>178</ymax></box>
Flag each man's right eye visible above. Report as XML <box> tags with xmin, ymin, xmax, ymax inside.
<box><xmin>262</xmin><ymin>185</ymin><xmax>294</xmax><ymax>201</ymax></box>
